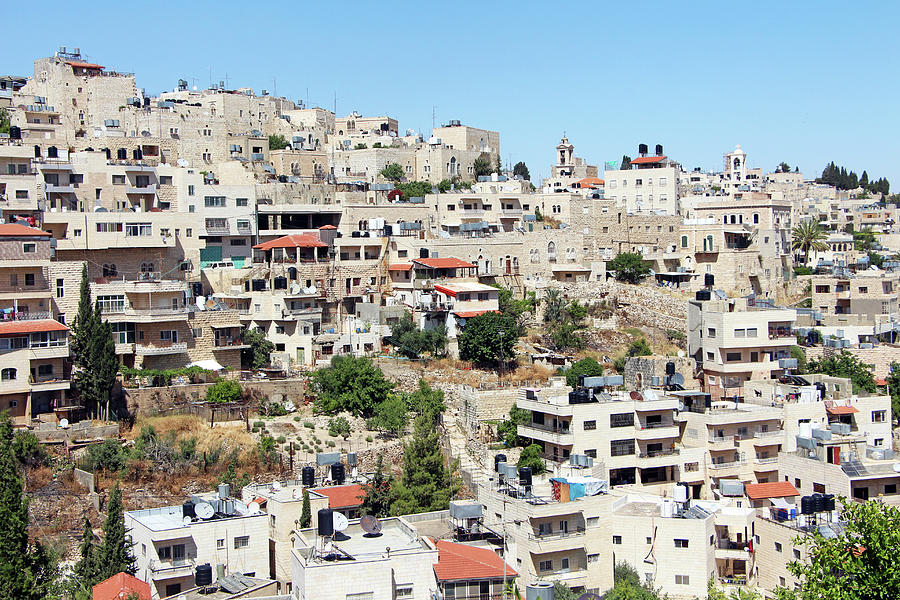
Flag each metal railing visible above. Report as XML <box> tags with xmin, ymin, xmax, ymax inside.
<box><xmin>639</xmin><ymin>448</ymin><xmax>680</xmax><ymax>458</ymax></box>
<box><xmin>529</xmin><ymin>526</ymin><xmax>586</xmax><ymax>541</ymax></box>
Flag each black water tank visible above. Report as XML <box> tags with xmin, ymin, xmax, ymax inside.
<box><xmin>666</xmin><ymin>361</ymin><xmax>676</xmax><ymax>376</ymax></box>
<box><xmin>301</xmin><ymin>466</ymin><xmax>315</xmax><ymax>487</ymax></box>
<box><xmin>34</xmin><ymin>145</ymin><xmax>41</xmax><ymax>158</ymax></box>
<box><xmin>273</xmin><ymin>276</ymin><xmax>287</xmax><ymax>290</ymax></box>
<box><xmin>638</xmin><ymin>143</ymin><xmax>648</xmax><ymax>155</ymax></box>
<box><xmin>812</xmin><ymin>493</ymin><xmax>825</xmax><ymax>513</ymax></box>
<box><xmin>696</xmin><ymin>289</ymin><xmax>711</xmax><ymax>301</ymax></box>
<box><xmin>182</xmin><ymin>501</ymin><xmax>195</xmax><ymax>519</ymax></box>
<box><xmin>47</xmin><ymin>146</ymin><xmax>58</xmax><ymax>158</ymax></box>
<box><xmin>655</xmin><ymin>144</ymin><xmax>664</xmax><ymax>156</ymax></box>
<box><xmin>419</xmin><ymin>248</ymin><xmax>429</xmax><ymax>258</ymax></box>
<box><xmin>824</xmin><ymin>494</ymin><xmax>836</xmax><ymax>511</ymax></box>
<box><xmin>318</xmin><ymin>508</ymin><xmax>334</xmax><ymax>536</ymax></box>
<box><xmin>494</xmin><ymin>454</ymin><xmax>507</xmax><ymax>471</ymax></box>
<box><xmin>800</xmin><ymin>495</ymin><xmax>814</xmax><ymax>515</ymax></box>
<box><xmin>705</xmin><ymin>273</ymin><xmax>715</xmax><ymax>287</ymax></box>
<box><xmin>331</xmin><ymin>462</ymin><xmax>345</xmax><ymax>485</ymax></box>
<box><xmin>519</xmin><ymin>467</ymin><xmax>532</xmax><ymax>487</ymax></box>
<box><xmin>384</xmin><ymin>225</ymin><xmax>393</xmax><ymax>236</ymax></box>
<box><xmin>9</xmin><ymin>126</ymin><xmax>20</xmax><ymax>140</ymax></box>
<box><xmin>195</xmin><ymin>563</ymin><xmax>213</xmax><ymax>587</ymax></box>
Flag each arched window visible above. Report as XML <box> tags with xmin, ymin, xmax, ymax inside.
<box><xmin>140</xmin><ymin>262</ymin><xmax>154</xmax><ymax>273</ymax></box>
<box><xmin>681</xmin><ymin>235</ymin><xmax>688</xmax><ymax>248</ymax></box>
<box><xmin>753</xmin><ymin>213</ymin><xmax>759</xmax><ymax>224</ymax></box>
<box><xmin>547</xmin><ymin>241</ymin><xmax>557</xmax><ymax>260</ymax></box>
<box><xmin>1</xmin><ymin>368</ymin><xmax>16</xmax><ymax>381</ymax></box>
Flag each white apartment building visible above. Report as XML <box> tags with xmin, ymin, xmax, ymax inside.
<box><xmin>604</xmin><ymin>145</ymin><xmax>679</xmax><ymax>215</ymax></box>
<box><xmin>688</xmin><ymin>297</ymin><xmax>797</xmax><ymax>401</ymax></box>
<box><xmin>126</xmin><ymin>488</ymin><xmax>268</xmax><ymax>599</ymax></box>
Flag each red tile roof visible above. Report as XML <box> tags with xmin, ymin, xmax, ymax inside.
<box><xmin>826</xmin><ymin>406</ymin><xmax>859</xmax><ymax>415</ymax></box>
<box><xmin>67</xmin><ymin>61</ymin><xmax>105</xmax><ymax>70</ymax></box>
<box><xmin>319</xmin><ymin>225</ymin><xmax>338</xmax><ymax>230</ymax></box>
<box><xmin>573</xmin><ymin>177</ymin><xmax>605</xmax><ymax>188</ymax></box>
<box><xmin>454</xmin><ymin>310</ymin><xmax>500</xmax><ymax>318</ymax></box>
<box><xmin>745</xmin><ymin>481</ymin><xmax>800</xmax><ymax>500</ymax></box>
<box><xmin>630</xmin><ymin>155</ymin><xmax>667</xmax><ymax>165</ymax></box>
<box><xmin>92</xmin><ymin>572</ymin><xmax>151</xmax><ymax>600</ymax></box>
<box><xmin>312</xmin><ymin>484</ymin><xmax>365</xmax><ymax>509</ymax></box>
<box><xmin>0</xmin><ymin>223</ymin><xmax>51</xmax><ymax>237</ymax></box>
<box><xmin>388</xmin><ymin>263</ymin><xmax>413</xmax><ymax>271</ymax></box>
<box><xmin>253</xmin><ymin>234</ymin><xmax>327</xmax><ymax>250</ymax></box>
<box><xmin>433</xmin><ymin>540</ymin><xmax>517</xmax><ymax>581</ymax></box>
<box><xmin>412</xmin><ymin>258</ymin><xmax>476</xmax><ymax>269</ymax></box>
<box><xmin>0</xmin><ymin>319</ymin><xmax>68</xmax><ymax>336</ymax></box>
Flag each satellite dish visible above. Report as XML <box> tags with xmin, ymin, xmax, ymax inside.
<box><xmin>248</xmin><ymin>501</ymin><xmax>261</xmax><ymax>515</ymax></box>
<box><xmin>361</xmin><ymin>515</ymin><xmax>382</xmax><ymax>535</ymax></box>
<box><xmin>333</xmin><ymin>512</ymin><xmax>349</xmax><ymax>533</ymax></box>
<box><xmin>643</xmin><ymin>389</ymin><xmax>658</xmax><ymax>401</ymax></box>
<box><xmin>630</xmin><ymin>391</ymin><xmax>643</xmax><ymax>402</ymax></box>
<box><xmin>177</xmin><ymin>158</ymin><xmax>189</xmax><ymax>167</ymax></box>
<box><xmin>195</xmin><ymin>502</ymin><xmax>214</xmax><ymax>520</ymax></box>
<box><xmin>272</xmin><ymin>482</ymin><xmax>282</xmax><ymax>491</ymax></box>
<box><xmin>58</xmin><ymin>418</ymin><xmax>69</xmax><ymax>429</ymax></box>
<box><xmin>182</xmin><ymin>516</ymin><xmax>192</xmax><ymax>525</ymax></box>
<box><xmin>670</xmin><ymin>373</ymin><xmax>685</xmax><ymax>386</ymax></box>
<box><xmin>677</xmin><ymin>350</ymin><xmax>685</xmax><ymax>358</ymax></box>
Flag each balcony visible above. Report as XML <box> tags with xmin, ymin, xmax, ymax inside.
<box><xmin>213</xmin><ymin>337</ymin><xmax>249</xmax><ymax>349</ymax></box>
<box><xmin>126</xmin><ymin>183</ymin><xmax>157</xmax><ymax>195</ymax></box>
<box><xmin>282</xmin><ymin>307</ymin><xmax>323</xmax><ymax>321</ymax></box>
<box><xmin>708</xmin><ymin>435</ymin><xmax>737</xmax><ymax>450</ymax></box>
<box><xmin>527</xmin><ymin>528</ymin><xmax>586</xmax><ymax>552</ymax></box>
<box><xmin>149</xmin><ymin>558</ymin><xmax>195</xmax><ymax>576</ymax></box>
<box><xmin>635</xmin><ymin>423</ymin><xmax>679</xmax><ymax>440</ymax></box>
<box><xmin>103</xmin><ymin>306</ymin><xmax>191</xmax><ymax>322</ymax></box>
<box><xmin>516</xmin><ymin>396</ymin><xmax>574</xmax><ymax>417</ymax></box>
<box><xmin>0</xmin><ymin>310</ymin><xmax>52</xmax><ymax>322</ymax></box>
<box><xmin>753</xmin><ymin>456</ymin><xmax>779</xmax><ymax>466</ymax></box>
<box><xmin>29</xmin><ymin>344</ymin><xmax>69</xmax><ymax>359</ymax></box>
<box><xmin>205</xmin><ymin>225</ymin><xmax>231</xmax><ymax>235</ymax></box>
<box><xmin>753</xmin><ymin>430</ymin><xmax>784</xmax><ymax>443</ymax></box>
<box><xmin>518</xmin><ymin>423</ymin><xmax>574</xmax><ymax>446</ymax></box>
<box><xmin>115</xmin><ymin>342</ymin><xmax>135</xmax><ymax>355</ymax></box>
<box><xmin>637</xmin><ymin>448</ymin><xmax>681</xmax><ymax>467</ymax></box>
<box><xmin>715</xmin><ymin>539</ymin><xmax>751</xmax><ymax>560</ymax></box>
<box><xmin>708</xmin><ymin>458</ymin><xmax>747</xmax><ymax>471</ymax></box>
<box><xmin>416</xmin><ymin>301</ymin><xmax>453</xmax><ymax>312</ymax></box>
<box><xmin>135</xmin><ymin>341</ymin><xmax>188</xmax><ymax>356</ymax></box>
<box><xmin>30</xmin><ymin>377</ymin><xmax>70</xmax><ymax>391</ymax></box>
<box><xmin>43</xmin><ymin>182</ymin><xmax>75</xmax><ymax>194</ymax></box>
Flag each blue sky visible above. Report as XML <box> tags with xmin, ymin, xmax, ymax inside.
<box><xmin>4</xmin><ymin>0</ymin><xmax>898</xmax><ymax>186</ymax></box>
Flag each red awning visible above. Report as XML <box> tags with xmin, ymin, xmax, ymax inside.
<box><xmin>454</xmin><ymin>310</ymin><xmax>500</xmax><ymax>318</ymax></box>
<box><xmin>630</xmin><ymin>155</ymin><xmax>667</xmax><ymax>165</ymax></box>
<box><xmin>826</xmin><ymin>406</ymin><xmax>859</xmax><ymax>415</ymax></box>
<box><xmin>745</xmin><ymin>481</ymin><xmax>800</xmax><ymax>500</ymax></box>
<box><xmin>253</xmin><ymin>234</ymin><xmax>327</xmax><ymax>250</ymax></box>
<box><xmin>0</xmin><ymin>319</ymin><xmax>68</xmax><ymax>336</ymax></box>
<box><xmin>388</xmin><ymin>263</ymin><xmax>413</xmax><ymax>271</ymax></box>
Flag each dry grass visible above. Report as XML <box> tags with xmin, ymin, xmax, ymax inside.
<box><xmin>504</xmin><ymin>363</ymin><xmax>555</xmax><ymax>384</ymax></box>
<box><xmin>125</xmin><ymin>414</ymin><xmax>259</xmax><ymax>463</ymax></box>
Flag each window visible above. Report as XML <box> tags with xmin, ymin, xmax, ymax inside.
<box><xmin>612</xmin><ymin>535</ymin><xmax>622</xmax><ymax>545</ymax></box>
<box><xmin>1</xmin><ymin>368</ymin><xmax>16</xmax><ymax>381</ymax></box>
<box><xmin>707</xmin><ymin>327</ymin><xmax>716</xmax><ymax>338</ymax></box>
<box><xmin>23</xmin><ymin>243</ymin><xmax>36</xmax><ymax>253</ymax></box>
<box><xmin>96</xmin><ymin>222</ymin><xmax>123</xmax><ymax>233</ymax></box>
<box><xmin>539</xmin><ymin>560</ymin><xmax>552</xmax><ymax>571</ymax></box>
<box><xmin>188</xmin><ymin>184</ymin><xmax>195</xmax><ymax>196</ymax></box>
<box><xmin>217</xmin><ymin>538</ymin><xmax>225</xmax><ymax>549</ymax></box>
<box><xmin>795</xmin><ymin>478</ymin><xmax>801</xmax><ymax>488</ymax></box>
<box><xmin>112</xmin><ymin>174</ymin><xmax>126</xmax><ymax>185</ymax></box>
<box><xmin>16</xmin><ymin>190</ymin><xmax>28</xmax><ymax>199</ymax></box>
<box><xmin>236</xmin><ymin>197</ymin><xmax>248</xmax><ymax>207</ymax></box>
<box><xmin>674</xmin><ymin>539</ymin><xmax>689</xmax><ymax>548</ymax></box>
<box><xmin>794</xmin><ymin>548</ymin><xmax>801</xmax><ymax>560</ymax></box>
<box><xmin>873</xmin><ymin>410</ymin><xmax>886</xmax><ymax>423</ymax></box>
<box><xmin>395</xmin><ymin>586</ymin><xmax>413</xmax><ymax>599</ymax></box>
<box><xmin>885</xmin><ymin>484</ymin><xmax>897</xmax><ymax>495</ymax></box>
<box><xmin>230</xmin><ymin>239</ymin><xmax>247</xmax><ymax>246</ymax></box>
<box><xmin>204</xmin><ymin>196</ymin><xmax>226</xmax><ymax>207</ymax></box>
<box><xmin>775</xmin><ymin>542</ymin><xmax>783</xmax><ymax>552</ymax></box>
<box><xmin>237</xmin><ymin>219</ymin><xmax>251</xmax><ymax>230</ymax></box>
<box><xmin>186</xmin><ymin>228</ymin><xmax>192</xmax><ymax>238</ymax></box>
<box><xmin>583</xmin><ymin>420</ymin><xmax>596</xmax><ymax>430</ymax></box>
<box><xmin>813</xmin><ymin>482</ymin><xmax>825</xmax><ymax>493</ymax></box>
<box><xmin>125</xmin><ymin>223</ymin><xmax>152</xmax><ymax>236</ymax></box>
<box><xmin>675</xmin><ymin>575</ymin><xmax>690</xmax><ymax>585</ymax></box>
<box><xmin>24</xmin><ymin>273</ymin><xmax>34</xmax><ymax>286</ymax></box>
<box><xmin>734</xmin><ymin>328</ymin><xmax>746</xmax><ymax>338</ymax></box>
<box><xmin>206</xmin><ymin>218</ymin><xmax>227</xmax><ymax>231</ymax></box>
<box><xmin>681</xmin><ymin>235</ymin><xmax>688</xmax><ymax>248</ymax></box>
<box><xmin>234</xmin><ymin>536</ymin><xmax>249</xmax><ymax>549</ymax></box>
<box><xmin>610</xmin><ymin>413</ymin><xmax>634</xmax><ymax>428</ymax></box>
<box><xmin>746</xmin><ymin>328</ymin><xmax>757</xmax><ymax>337</ymax></box>
<box><xmin>611</xmin><ymin>439</ymin><xmax>635</xmax><ymax>456</ymax></box>
<box><xmin>726</xmin><ymin>352</ymin><xmax>742</xmax><ymax>362</ymax></box>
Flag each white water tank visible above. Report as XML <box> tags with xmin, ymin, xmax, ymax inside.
<box><xmin>799</xmin><ymin>422</ymin><xmax>812</xmax><ymax>439</ymax></box>
<box><xmin>525</xmin><ymin>582</ymin><xmax>554</xmax><ymax>600</ymax></box>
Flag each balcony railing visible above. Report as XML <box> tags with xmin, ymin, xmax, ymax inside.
<box><xmin>0</xmin><ymin>310</ymin><xmax>52</xmax><ymax>322</ymax></box>
<box><xmin>754</xmin><ymin>429</ymin><xmax>782</xmax><ymax>438</ymax></box>
<box><xmin>639</xmin><ymin>448</ymin><xmax>680</xmax><ymax>458</ymax></box>
<box><xmin>529</xmin><ymin>527</ymin><xmax>586</xmax><ymax>541</ymax></box>
<box><xmin>526</xmin><ymin>422</ymin><xmax>572</xmax><ymax>435</ymax></box>
<box><xmin>716</xmin><ymin>540</ymin><xmax>751</xmax><ymax>551</ymax></box>
<box><xmin>754</xmin><ymin>457</ymin><xmax>778</xmax><ymax>465</ymax></box>
<box><xmin>709</xmin><ymin>459</ymin><xmax>746</xmax><ymax>470</ymax></box>
<box><xmin>135</xmin><ymin>341</ymin><xmax>188</xmax><ymax>355</ymax></box>
<box><xmin>640</xmin><ymin>421</ymin><xmax>675</xmax><ymax>429</ymax></box>
<box><xmin>214</xmin><ymin>337</ymin><xmax>245</xmax><ymax>348</ymax></box>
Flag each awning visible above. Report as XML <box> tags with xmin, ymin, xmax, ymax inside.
<box><xmin>826</xmin><ymin>405</ymin><xmax>859</xmax><ymax>415</ymax></box>
<box><xmin>187</xmin><ymin>359</ymin><xmax>225</xmax><ymax>371</ymax></box>
<box><xmin>551</xmin><ymin>264</ymin><xmax>592</xmax><ymax>272</ymax></box>
<box><xmin>725</xmin><ymin>229</ymin><xmax>751</xmax><ymax>235</ymax></box>
<box><xmin>454</xmin><ymin>310</ymin><xmax>499</xmax><ymax>318</ymax></box>
<box><xmin>388</xmin><ymin>263</ymin><xmax>413</xmax><ymax>271</ymax></box>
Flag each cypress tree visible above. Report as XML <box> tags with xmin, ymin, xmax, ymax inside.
<box><xmin>0</xmin><ymin>414</ymin><xmax>56</xmax><ymax>599</ymax></box>
<box><xmin>91</xmin><ymin>315</ymin><xmax>118</xmax><ymax>420</ymax></box>
<box><xmin>74</xmin><ymin>515</ymin><xmax>100</xmax><ymax>588</ymax></box>
<box><xmin>390</xmin><ymin>414</ymin><xmax>458</xmax><ymax>516</ymax></box>
<box><xmin>98</xmin><ymin>483</ymin><xmax>136</xmax><ymax>579</ymax></box>
<box><xmin>360</xmin><ymin>454</ymin><xmax>395</xmax><ymax>517</ymax></box>
<box><xmin>299</xmin><ymin>488</ymin><xmax>311</xmax><ymax>528</ymax></box>
<box><xmin>72</xmin><ymin>263</ymin><xmax>92</xmax><ymax>359</ymax></box>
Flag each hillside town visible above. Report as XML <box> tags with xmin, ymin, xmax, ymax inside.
<box><xmin>1</xmin><ymin>47</ymin><xmax>900</xmax><ymax>600</ymax></box>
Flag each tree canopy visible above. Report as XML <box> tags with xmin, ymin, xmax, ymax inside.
<box><xmin>268</xmin><ymin>134</ymin><xmax>288</xmax><ymax>150</ymax></box>
<box><xmin>473</xmin><ymin>156</ymin><xmax>492</xmax><ymax>177</ymax></box>
<box><xmin>97</xmin><ymin>482</ymin><xmax>136</xmax><ymax>580</ymax></box>
<box><xmin>808</xmin><ymin>350</ymin><xmax>876</xmax><ymax>394</ymax></box>
<box><xmin>395</xmin><ymin>180</ymin><xmax>433</xmax><ymax>200</ymax></box>
<box><xmin>608</xmin><ymin>252</ymin><xmax>650</xmax><ymax>284</ymax></box>
<box><xmin>387</xmin><ymin>311</ymin><xmax>447</xmax><ymax>358</ymax></box>
<box><xmin>379</xmin><ymin>163</ymin><xmax>404</xmax><ymax>182</ymax></box>
<box><xmin>458</xmin><ymin>311</ymin><xmax>519</xmax><ymax>366</ymax></box>
<box><xmin>72</xmin><ymin>265</ymin><xmax>119</xmax><ymax>420</ymax></box>
<box><xmin>0</xmin><ymin>414</ymin><xmax>57</xmax><ymax>599</ymax></box>
<box><xmin>791</xmin><ymin>221</ymin><xmax>828</xmax><ymax>266</ymax></box>
<box><xmin>516</xmin><ymin>444</ymin><xmax>545</xmax><ymax>474</ymax></box>
<box><xmin>784</xmin><ymin>498</ymin><xmax>900</xmax><ymax>599</ymax></box>
<box><xmin>241</xmin><ymin>327</ymin><xmax>273</xmax><ymax>370</ymax></box>
<box><xmin>205</xmin><ymin>379</ymin><xmax>242</xmax><ymax>404</ymax></box>
<box><xmin>311</xmin><ymin>355</ymin><xmax>395</xmax><ymax>417</ymax></box>
<box><xmin>390</xmin><ymin>414</ymin><xmax>459</xmax><ymax>515</ymax></box>
<box><xmin>512</xmin><ymin>161</ymin><xmax>530</xmax><ymax>180</ymax></box>
<box><xmin>565</xmin><ymin>357</ymin><xmax>605</xmax><ymax>387</ymax></box>
<box><xmin>360</xmin><ymin>454</ymin><xmax>395</xmax><ymax>517</ymax></box>
<box><xmin>817</xmin><ymin>161</ymin><xmax>889</xmax><ymax>196</ymax></box>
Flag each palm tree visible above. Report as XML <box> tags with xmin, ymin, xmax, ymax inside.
<box><xmin>791</xmin><ymin>220</ymin><xmax>828</xmax><ymax>266</ymax></box>
<box><xmin>542</xmin><ymin>289</ymin><xmax>564</xmax><ymax>323</ymax></box>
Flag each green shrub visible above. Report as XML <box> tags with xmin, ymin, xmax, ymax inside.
<box><xmin>206</xmin><ymin>379</ymin><xmax>242</xmax><ymax>404</ymax></box>
<box><xmin>276</xmin><ymin>435</ymin><xmax>286</xmax><ymax>444</ymax></box>
<box><xmin>326</xmin><ymin>440</ymin><xmax>336</xmax><ymax>447</ymax></box>
<box><xmin>253</xmin><ymin>421</ymin><xmax>265</xmax><ymax>428</ymax></box>
<box><xmin>366</xmin><ymin>435</ymin><xmax>374</xmax><ymax>443</ymax></box>
<box><xmin>304</xmin><ymin>421</ymin><xmax>315</xmax><ymax>429</ymax></box>
<box><xmin>293</xmin><ymin>416</ymin><xmax>302</xmax><ymax>422</ymax></box>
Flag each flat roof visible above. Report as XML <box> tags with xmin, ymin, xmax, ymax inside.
<box><xmin>298</xmin><ymin>517</ymin><xmax>429</xmax><ymax>562</ymax></box>
<box><xmin>127</xmin><ymin>503</ymin><xmax>263</xmax><ymax>532</ymax></box>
